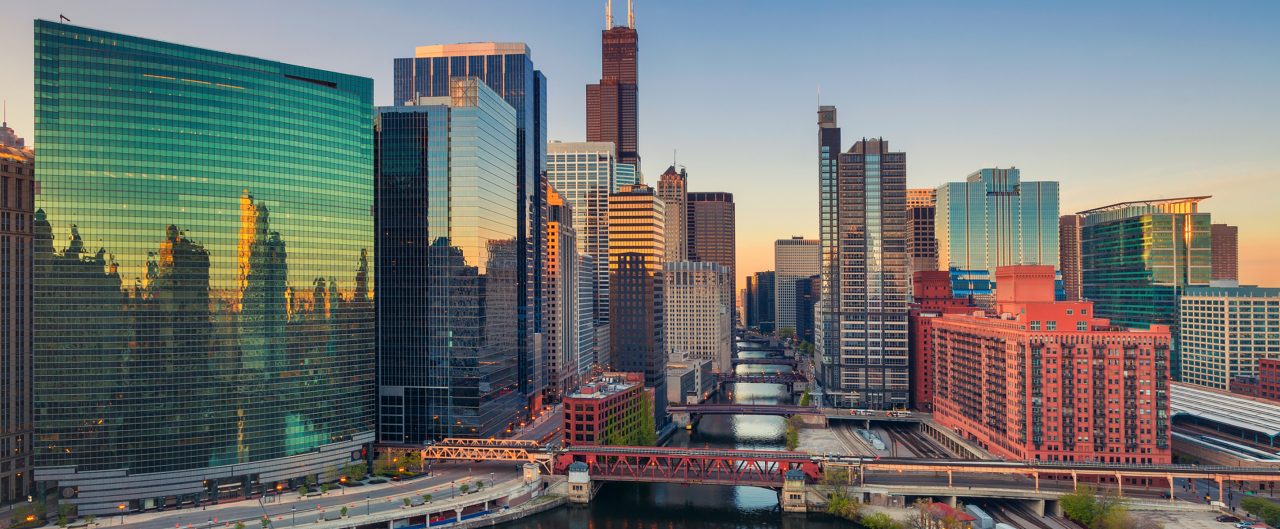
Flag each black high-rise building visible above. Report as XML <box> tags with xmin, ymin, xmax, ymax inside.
<box><xmin>587</xmin><ymin>0</ymin><xmax>640</xmax><ymax>168</ymax></box>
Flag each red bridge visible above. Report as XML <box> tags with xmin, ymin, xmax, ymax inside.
<box><xmin>554</xmin><ymin>446</ymin><xmax>821</xmax><ymax>488</ymax></box>
<box><xmin>668</xmin><ymin>403</ymin><xmax>821</xmax><ymax>417</ymax></box>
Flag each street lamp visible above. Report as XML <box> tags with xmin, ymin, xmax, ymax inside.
<box><xmin>290</xmin><ymin>507</ymin><xmax>295</xmax><ymax>528</ymax></box>
<box><xmin>365</xmin><ymin>496</ymin><xmax>370</xmax><ymax>517</ymax></box>
<box><xmin>118</xmin><ymin>504</ymin><xmax>126</xmax><ymax>526</ymax></box>
<box><xmin>489</xmin><ymin>472</ymin><xmax>494</xmax><ymax>489</ymax></box>
<box><xmin>339</xmin><ymin>476</ymin><xmax>346</xmax><ymax>495</ymax></box>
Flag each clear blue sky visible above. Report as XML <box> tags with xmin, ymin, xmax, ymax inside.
<box><xmin>3</xmin><ymin>0</ymin><xmax>1278</xmax><ymax>286</ymax></box>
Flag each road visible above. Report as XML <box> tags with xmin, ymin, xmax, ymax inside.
<box><xmin>109</xmin><ymin>462</ymin><xmax>521</xmax><ymax>529</ymax></box>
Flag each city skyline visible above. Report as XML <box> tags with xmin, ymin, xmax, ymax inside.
<box><xmin>2</xmin><ymin>1</ymin><xmax>1278</xmax><ymax>291</ymax></box>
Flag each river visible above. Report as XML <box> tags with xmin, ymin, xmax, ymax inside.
<box><xmin>499</xmin><ymin>342</ymin><xmax>855</xmax><ymax>528</ymax></box>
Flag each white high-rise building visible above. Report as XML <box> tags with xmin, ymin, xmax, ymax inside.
<box><xmin>664</xmin><ymin>262</ymin><xmax>733</xmax><ymax>373</ymax></box>
<box><xmin>1180</xmin><ymin>283</ymin><xmax>1280</xmax><ymax>391</ymax></box>
<box><xmin>774</xmin><ymin>237</ymin><xmax>820</xmax><ymax>336</ymax></box>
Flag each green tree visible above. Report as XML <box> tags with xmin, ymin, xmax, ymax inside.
<box><xmin>777</xmin><ymin>328</ymin><xmax>796</xmax><ymax>341</ymax></box>
<box><xmin>1243</xmin><ymin>497</ymin><xmax>1280</xmax><ymax>526</ymax></box>
<box><xmin>1060</xmin><ymin>486</ymin><xmax>1102</xmax><ymax>526</ymax></box>
<box><xmin>422</xmin><ymin>494</ymin><xmax>432</xmax><ymax>503</ymax></box>
<box><xmin>822</xmin><ymin>466</ymin><xmax>851</xmax><ymax>487</ymax></box>
<box><xmin>402</xmin><ymin>498</ymin><xmax>410</xmax><ymax>507</ymax></box>
<box><xmin>297</xmin><ymin>485</ymin><xmax>308</xmax><ymax>497</ymax></box>
<box><xmin>235</xmin><ymin>522</ymin><xmax>245</xmax><ymax>529</ymax></box>
<box><xmin>460</xmin><ymin>484</ymin><xmax>470</xmax><ymax>494</ymax></box>
<box><xmin>861</xmin><ymin>512</ymin><xmax>903</xmax><ymax>529</ymax></box>
<box><xmin>260</xmin><ymin>517</ymin><xmax>270</xmax><ymax>529</ymax></box>
<box><xmin>339</xmin><ymin>507</ymin><xmax>348</xmax><ymax>518</ymax></box>
<box><xmin>825</xmin><ymin>490</ymin><xmax>861</xmax><ymax>521</ymax></box>
<box><xmin>799</xmin><ymin>389</ymin><xmax>812</xmax><ymax>407</ymax></box>
<box><xmin>343</xmin><ymin>462</ymin><xmax>368</xmax><ymax>482</ymax></box>
<box><xmin>783</xmin><ymin>416</ymin><xmax>802</xmax><ymax>451</ymax></box>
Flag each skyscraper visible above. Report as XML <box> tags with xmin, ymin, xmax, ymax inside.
<box><xmin>608</xmin><ymin>184</ymin><xmax>666</xmax><ymax>424</ymax></box>
<box><xmin>907</xmin><ymin>188</ymin><xmax>938</xmax><ymax>273</ymax></box>
<box><xmin>587</xmin><ymin>0</ymin><xmax>640</xmax><ymax>168</ymax></box>
<box><xmin>774</xmin><ymin>237</ymin><xmax>820</xmax><ymax>336</ymax></box>
<box><xmin>0</xmin><ymin>121</ymin><xmax>33</xmax><ymax>504</ymax></box>
<box><xmin>1080</xmin><ymin>196</ymin><xmax>1213</xmax><ymax>382</ymax></box>
<box><xmin>744</xmin><ymin>275</ymin><xmax>758</xmax><ymax>329</ymax></box>
<box><xmin>936</xmin><ymin>168</ymin><xmax>1060</xmax><ymax>304</ymax></box>
<box><xmin>375</xmin><ymin>80</ymin><xmax>521</xmax><ymax>442</ymax></box>
<box><xmin>1059</xmin><ymin>214</ymin><xmax>1083</xmax><ymax>301</ymax></box>
<box><xmin>34</xmin><ymin>21</ymin><xmax>375</xmax><ymax>512</ymax></box>
<box><xmin>751</xmin><ymin>271</ymin><xmax>776</xmax><ymax>334</ymax></box>
<box><xmin>1180</xmin><ymin>284</ymin><xmax>1280</xmax><ymax>391</ymax></box>
<box><xmin>544</xmin><ymin>185</ymin><xmax>582</xmax><ymax>402</ymax></box>
<box><xmin>394</xmin><ymin>42</ymin><xmax>548</xmax><ymax>406</ymax></box>
<box><xmin>794</xmin><ymin>275</ymin><xmax>821</xmax><ymax>344</ymax></box>
<box><xmin>547</xmin><ymin>141</ymin><xmax>620</xmax><ymax>366</ymax></box>
<box><xmin>664</xmin><ymin>262</ymin><xmax>733</xmax><ymax>373</ymax></box>
<box><xmin>1211</xmin><ymin>223</ymin><xmax>1239</xmax><ymax>281</ymax></box>
<box><xmin>656</xmin><ymin>166</ymin><xmax>688</xmax><ymax>263</ymax></box>
<box><xmin>816</xmin><ymin>106</ymin><xmax>841</xmax><ymax>383</ymax></box>
<box><xmin>686</xmin><ymin>191</ymin><xmax>736</xmax><ymax>316</ymax></box>
<box><xmin>821</xmin><ymin>137</ymin><xmax>910</xmax><ymax>409</ymax></box>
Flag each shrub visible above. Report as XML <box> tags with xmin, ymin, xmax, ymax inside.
<box><xmin>460</xmin><ymin>484</ymin><xmax>470</xmax><ymax>494</ymax></box>
<box><xmin>860</xmin><ymin>512</ymin><xmax>902</xmax><ymax>529</ymax></box>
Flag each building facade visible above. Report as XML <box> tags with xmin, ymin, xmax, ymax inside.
<box><xmin>586</xmin><ymin>2</ymin><xmax>640</xmax><ymax>168</ymax></box>
<box><xmin>1179</xmin><ymin>284</ymin><xmax>1280</xmax><ymax>391</ymax></box>
<box><xmin>821</xmin><ymin>138</ymin><xmax>910</xmax><ymax>409</ymax></box>
<box><xmin>1080</xmin><ymin>196</ymin><xmax>1212</xmax><ymax>382</ymax></box>
<box><xmin>932</xmin><ymin>266</ymin><xmax>1172</xmax><ymax>464</ymax></box>
<box><xmin>794</xmin><ymin>275</ymin><xmax>820</xmax><ymax>344</ymax></box>
<box><xmin>608</xmin><ymin>184</ymin><xmax>667</xmax><ymax>425</ymax></box>
<box><xmin>907</xmin><ymin>271</ymin><xmax>974</xmax><ymax>412</ymax></box>
<box><xmin>750</xmin><ymin>271</ymin><xmax>776</xmax><ymax>334</ymax></box>
<box><xmin>562</xmin><ymin>372</ymin><xmax>654</xmax><ymax>446</ymax></box>
<box><xmin>544</xmin><ymin>186</ymin><xmax>583</xmax><ymax>402</ymax></box>
<box><xmin>907</xmin><ymin>188</ymin><xmax>938</xmax><ymax>273</ymax></box>
<box><xmin>656</xmin><ymin>166</ymin><xmax>688</xmax><ymax>263</ymax></box>
<box><xmin>1211</xmin><ymin>224</ymin><xmax>1238</xmax><ymax>282</ymax></box>
<box><xmin>394</xmin><ymin>42</ymin><xmax>547</xmax><ymax>406</ymax></box>
<box><xmin>664</xmin><ymin>262</ymin><xmax>733</xmax><ymax>373</ymax></box>
<box><xmin>0</xmin><ymin>122</ymin><xmax>33</xmax><ymax>504</ymax></box>
<box><xmin>936</xmin><ymin>168</ymin><xmax>1059</xmax><ymax>304</ymax></box>
<box><xmin>375</xmin><ymin>80</ymin><xmax>521</xmax><ymax>442</ymax></box>
<box><xmin>1059</xmin><ymin>214</ymin><xmax>1083</xmax><ymax>301</ymax></box>
<box><xmin>1231</xmin><ymin>358</ymin><xmax>1280</xmax><ymax>402</ymax></box>
<box><xmin>34</xmin><ymin>21</ymin><xmax>375</xmax><ymax>512</ymax></box>
<box><xmin>816</xmin><ymin>107</ymin><xmax>842</xmax><ymax>383</ymax></box>
<box><xmin>686</xmin><ymin>191</ymin><xmax>736</xmax><ymax>317</ymax></box>
<box><xmin>774</xmin><ymin>237</ymin><xmax>820</xmax><ymax>336</ymax></box>
<box><xmin>577</xmin><ymin>254</ymin><xmax>599</xmax><ymax>376</ymax></box>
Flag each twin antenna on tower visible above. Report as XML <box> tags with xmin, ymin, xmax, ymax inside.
<box><xmin>605</xmin><ymin>0</ymin><xmax>635</xmax><ymax>29</ymax></box>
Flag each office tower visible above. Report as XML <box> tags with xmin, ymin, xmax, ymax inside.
<box><xmin>819</xmin><ymin>137</ymin><xmax>910</xmax><ymax>409</ymax></box>
<box><xmin>686</xmin><ymin>192</ymin><xmax>736</xmax><ymax>318</ymax></box>
<box><xmin>615</xmin><ymin>163</ymin><xmax>639</xmax><ymax>189</ymax></box>
<box><xmin>774</xmin><ymin>237</ymin><xmax>820</xmax><ymax>336</ymax></box>
<box><xmin>394</xmin><ymin>42</ymin><xmax>548</xmax><ymax>406</ymax></box>
<box><xmin>577</xmin><ymin>254</ymin><xmax>598</xmax><ymax>373</ymax></box>
<box><xmin>1080</xmin><ymin>196</ymin><xmax>1212</xmax><ymax>381</ymax></box>
<box><xmin>907</xmin><ymin>271</ymin><xmax>975</xmax><ymax>412</ymax></box>
<box><xmin>1180</xmin><ymin>284</ymin><xmax>1280</xmax><ymax>391</ymax></box>
<box><xmin>587</xmin><ymin>0</ymin><xmax>640</xmax><ymax>168</ymax></box>
<box><xmin>752</xmin><ymin>271</ymin><xmax>777</xmax><ymax>334</ymax></box>
<box><xmin>34</xmin><ymin>21</ymin><xmax>374</xmax><ymax>512</ymax></box>
<box><xmin>544</xmin><ymin>185</ymin><xmax>583</xmax><ymax>402</ymax></box>
<box><xmin>744</xmin><ymin>276</ymin><xmax>758</xmax><ymax>329</ymax></box>
<box><xmin>816</xmin><ymin>106</ymin><xmax>842</xmax><ymax>384</ymax></box>
<box><xmin>932</xmin><ymin>266</ymin><xmax>1172</xmax><ymax>464</ymax></box>
<box><xmin>375</xmin><ymin>80</ymin><xmax>520</xmax><ymax>442</ymax></box>
<box><xmin>907</xmin><ymin>188</ymin><xmax>938</xmax><ymax>273</ymax></box>
<box><xmin>1211</xmin><ymin>224</ymin><xmax>1239</xmax><ymax>281</ymax></box>
<box><xmin>664</xmin><ymin>262</ymin><xmax>733</xmax><ymax>373</ymax></box>
<box><xmin>656</xmin><ymin>166</ymin><xmax>687</xmax><ymax>263</ymax></box>
<box><xmin>936</xmin><ymin>168</ymin><xmax>1059</xmax><ymax>304</ymax></box>
<box><xmin>608</xmin><ymin>184</ymin><xmax>666</xmax><ymax>424</ymax></box>
<box><xmin>1059</xmin><ymin>214</ymin><xmax>1083</xmax><ymax>301</ymax></box>
<box><xmin>0</xmin><ymin>122</ymin><xmax>32</xmax><ymax>504</ymax></box>
<box><xmin>794</xmin><ymin>275</ymin><xmax>820</xmax><ymax>344</ymax></box>
<box><xmin>547</xmin><ymin>141</ymin><xmax>621</xmax><ymax>365</ymax></box>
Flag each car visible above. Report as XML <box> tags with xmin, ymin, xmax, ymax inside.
<box><xmin>1237</xmin><ymin>521</ymin><xmax>1255</xmax><ymax>528</ymax></box>
<box><xmin>1217</xmin><ymin>515</ymin><xmax>1240</xmax><ymax>523</ymax></box>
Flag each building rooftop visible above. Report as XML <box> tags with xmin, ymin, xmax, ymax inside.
<box><xmin>566</xmin><ymin>372</ymin><xmax>643</xmax><ymax>399</ymax></box>
<box><xmin>1171</xmin><ymin>382</ymin><xmax>1280</xmax><ymax>439</ymax></box>
<box><xmin>1182</xmin><ymin>284</ymin><xmax>1280</xmax><ymax>298</ymax></box>
<box><xmin>414</xmin><ymin>42</ymin><xmax>531</xmax><ymax>58</ymax></box>
<box><xmin>1077</xmin><ymin>196</ymin><xmax>1210</xmax><ymax>215</ymax></box>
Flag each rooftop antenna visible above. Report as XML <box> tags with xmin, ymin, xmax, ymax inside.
<box><xmin>627</xmin><ymin>0</ymin><xmax>634</xmax><ymax>28</ymax></box>
<box><xmin>59</xmin><ymin>14</ymin><xmax>70</xmax><ymax>23</ymax></box>
<box><xmin>605</xmin><ymin>0</ymin><xmax>613</xmax><ymax>29</ymax></box>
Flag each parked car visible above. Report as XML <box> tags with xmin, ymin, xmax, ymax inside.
<box><xmin>1217</xmin><ymin>515</ymin><xmax>1240</xmax><ymax>523</ymax></box>
<box><xmin>1236</xmin><ymin>521</ymin><xmax>1255</xmax><ymax>528</ymax></box>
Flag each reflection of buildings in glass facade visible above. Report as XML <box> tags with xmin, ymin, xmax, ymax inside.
<box><xmin>1080</xmin><ymin>196</ymin><xmax>1212</xmax><ymax>381</ymax></box>
<box><xmin>375</xmin><ymin>79</ymin><xmax>520</xmax><ymax>442</ymax></box>
<box><xmin>33</xmin><ymin>21</ymin><xmax>374</xmax><ymax>512</ymax></box>
<box><xmin>935</xmin><ymin>168</ymin><xmax>1059</xmax><ymax>302</ymax></box>
<box><xmin>394</xmin><ymin>43</ymin><xmax>546</xmax><ymax>403</ymax></box>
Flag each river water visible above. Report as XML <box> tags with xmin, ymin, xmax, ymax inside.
<box><xmin>500</xmin><ymin>344</ymin><xmax>854</xmax><ymax>528</ymax></box>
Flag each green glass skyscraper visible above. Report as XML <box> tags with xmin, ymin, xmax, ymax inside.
<box><xmin>1079</xmin><ymin>196</ymin><xmax>1212</xmax><ymax>381</ymax></box>
<box><xmin>33</xmin><ymin>21</ymin><xmax>375</xmax><ymax>512</ymax></box>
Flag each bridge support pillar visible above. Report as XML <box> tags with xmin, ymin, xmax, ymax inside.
<box><xmin>1032</xmin><ymin>499</ymin><xmax>1046</xmax><ymax>517</ymax></box>
<box><xmin>945</xmin><ymin>496</ymin><xmax>957</xmax><ymax>509</ymax></box>
<box><xmin>781</xmin><ymin>472</ymin><xmax>808</xmax><ymax>513</ymax></box>
<box><xmin>567</xmin><ymin>463</ymin><xmax>594</xmax><ymax>504</ymax></box>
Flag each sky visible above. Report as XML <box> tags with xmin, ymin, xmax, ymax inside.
<box><xmin>2</xmin><ymin>0</ymin><xmax>1279</xmax><ymax>289</ymax></box>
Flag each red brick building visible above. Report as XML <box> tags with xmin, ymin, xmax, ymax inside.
<box><xmin>1232</xmin><ymin>358</ymin><xmax>1280</xmax><ymax>402</ymax></box>
<box><xmin>932</xmin><ymin>266</ymin><xmax>1172</xmax><ymax>464</ymax></box>
<box><xmin>909</xmin><ymin>271</ymin><xmax>974</xmax><ymax>411</ymax></box>
<box><xmin>563</xmin><ymin>372</ymin><xmax>654</xmax><ymax>446</ymax></box>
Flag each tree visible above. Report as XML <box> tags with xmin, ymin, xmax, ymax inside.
<box><xmin>777</xmin><ymin>328</ymin><xmax>796</xmax><ymax>341</ymax></box>
<box><xmin>422</xmin><ymin>494</ymin><xmax>432</xmax><ymax>503</ymax></box>
<box><xmin>339</xmin><ymin>507</ymin><xmax>348</xmax><ymax>518</ymax></box>
<box><xmin>822</xmin><ymin>466</ymin><xmax>851</xmax><ymax>487</ymax></box>
<box><xmin>460</xmin><ymin>484</ymin><xmax>470</xmax><ymax>494</ymax></box>
<box><xmin>784</xmin><ymin>416</ymin><xmax>802</xmax><ymax>451</ymax></box>
<box><xmin>297</xmin><ymin>485</ymin><xmax>308</xmax><ymax>497</ymax></box>
<box><xmin>861</xmin><ymin>512</ymin><xmax>903</xmax><ymax>529</ymax></box>
<box><xmin>825</xmin><ymin>490</ymin><xmax>861</xmax><ymax>521</ymax></box>
<box><xmin>236</xmin><ymin>521</ymin><xmax>245</xmax><ymax>529</ymax></box>
<box><xmin>260</xmin><ymin>517</ymin><xmax>271</xmax><ymax>529</ymax></box>
<box><xmin>343</xmin><ymin>462</ymin><xmax>368</xmax><ymax>482</ymax></box>
<box><xmin>1243</xmin><ymin>497</ymin><xmax>1280</xmax><ymax>526</ymax></box>
<box><xmin>1060</xmin><ymin>486</ymin><xmax>1103</xmax><ymax>526</ymax></box>
<box><xmin>799</xmin><ymin>389</ymin><xmax>812</xmax><ymax>407</ymax></box>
